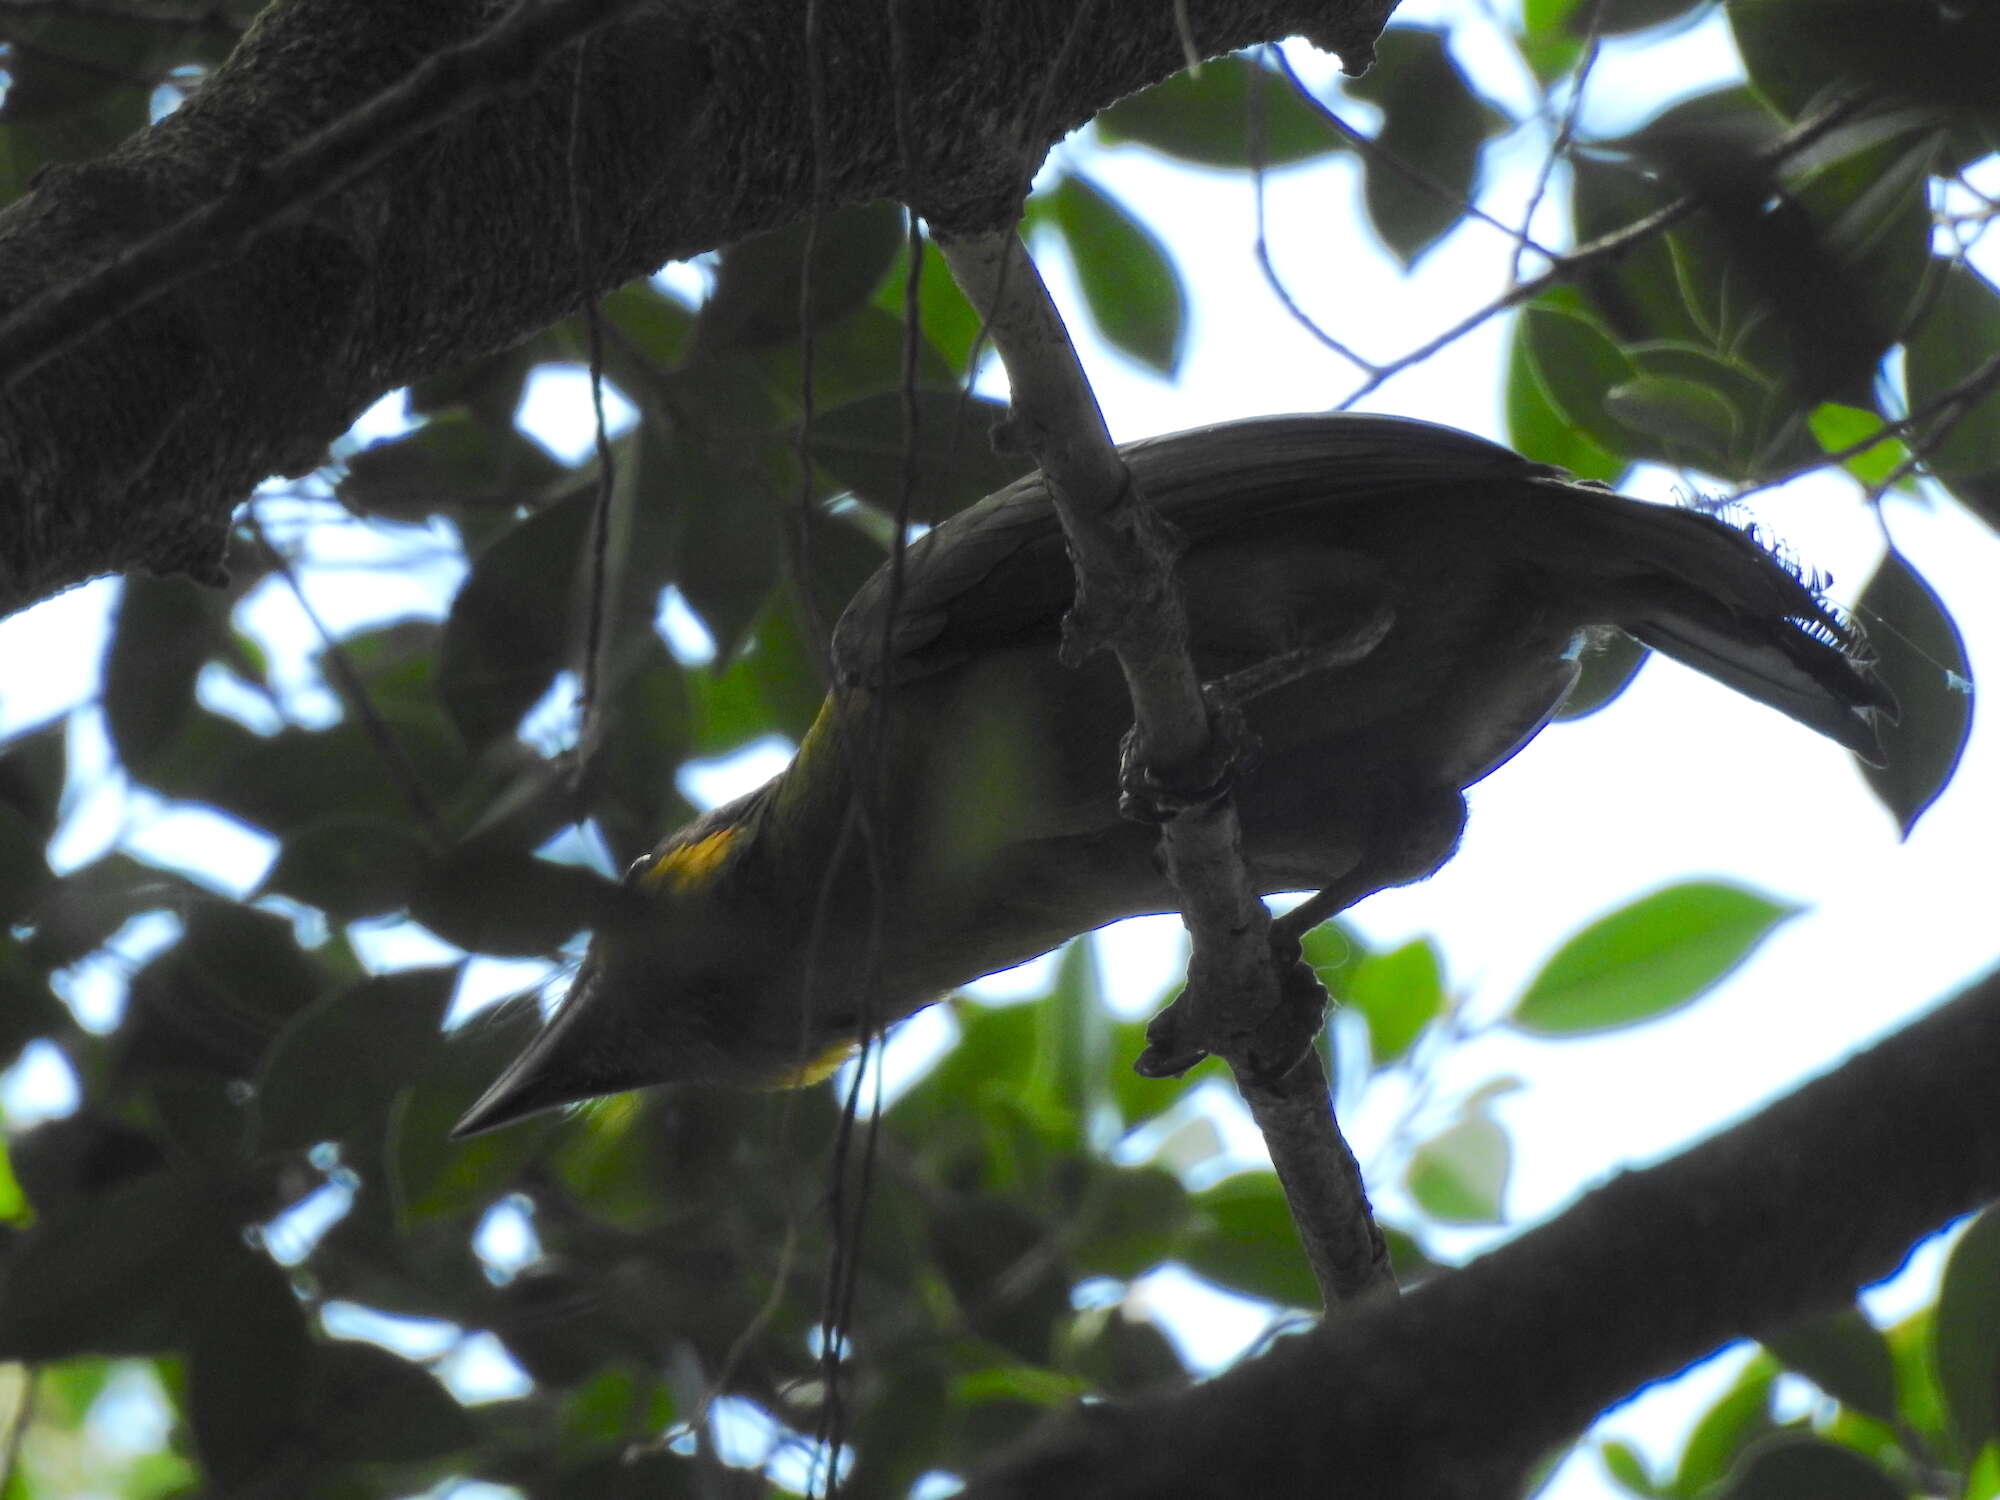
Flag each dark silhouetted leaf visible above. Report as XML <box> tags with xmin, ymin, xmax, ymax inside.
<box><xmin>122</xmin><ymin>903</ymin><xmax>333</xmax><ymax>1079</ymax></box>
<box><xmin>188</xmin><ymin>1253</ymin><xmax>312</xmax><ymax>1486</ymax></box>
<box><xmin>1345</xmin><ymin>27</ymin><xmax>1502</xmax><ymax>264</ymax></box>
<box><xmin>410</xmin><ymin>851</ymin><xmax>614</xmax><ymax>957</ymax></box>
<box><xmin>1905</xmin><ymin>261</ymin><xmax>2000</xmax><ymax>528</ymax></box>
<box><xmin>1855</xmin><ymin>550</ymin><xmax>1973</xmax><ymax>837</ymax></box>
<box><xmin>1096</xmin><ymin>55</ymin><xmax>1342</xmax><ymax>168</ymax></box>
<box><xmin>1557</xmin><ymin>630</ymin><xmax>1650</xmax><ymax>722</ymax></box>
<box><xmin>696</xmin><ymin>201</ymin><xmax>905</xmax><ymax>353</ymax></box>
<box><xmin>1934</xmin><ymin>1207</ymin><xmax>2000</xmax><ymax>1456</ymax></box>
<box><xmin>305</xmin><ymin>1340</ymin><xmax>476</xmax><ymax>1462</ymax></box>
<box><xmin>104</xmin><ymin>575</ymin><xmax>225</xmax><ymax>776</ymax></box>
<box><xmin>0</xmin><ymin>1171</ymin><xmax>257</xmax><ymax>1358</ymax></box>
<box><xmin>253</xmin><ymin>967</ymin><xmax>457</xmax><ymax>1151</ymax></box>
<box><xmin>262</xmin><ymin>816</ymin><xmax>434</xmax><ymax>920</ymax></box>
<box><xmin>1765</xmin><ymin>1308</ymin><xmax>1898</xmax><ymax>1421</ymax></box>
<box><xmin>1718</xmin><ymin>1433</ymin><xmax>1902</xmax><ymax>1499</ymax></box>
<box><xmin>439</xmin><ymin>488</ymin><xmax>593</xmax><ymax>749</ymax></box>
<box><xmin>808</xmin><ymin>389</ymin><xmax>1020</xmax><ymax>525</ymax></box>
<box><xmin>339</xmin><ymin>411</ymin><xmax>565</xmax><ymax>521</ymax></box>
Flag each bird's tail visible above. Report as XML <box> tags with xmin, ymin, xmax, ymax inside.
<box><xmin>1529</xmin><ymin>483</ymin><xmax>1896</xmax><ymax>763</ymax></box>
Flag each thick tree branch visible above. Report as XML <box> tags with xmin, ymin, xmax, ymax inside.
<box><xmin>965</xmin><ymin>966</ymin><xmax>2000</xmax><ymax>1500</ymax></box>
<box><xmin>0</xmin><ymin>0</ymin><xmax>1393</xmax><ymax>614</ymax></box>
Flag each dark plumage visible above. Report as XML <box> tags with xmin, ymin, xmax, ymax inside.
<box><xmin>455</xmin><ymin>413</ymin><xmax>1891</xmax><ymax>1136</ymax></box>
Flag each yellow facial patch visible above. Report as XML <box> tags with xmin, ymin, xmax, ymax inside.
<box><xmin>763</xmin><ymin>1039</ymin><xmax>860</xmax><ymax>1090</ymax></box>
<box><xmin>637</xmin><ymin>827</ymin><xmax>740</xmax><ymax>894</ymax></box>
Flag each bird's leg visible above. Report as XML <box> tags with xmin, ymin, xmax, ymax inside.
<box><xmin>1134</xmin><ymin>781</ymin><xmax>1467</xmax><ymax>1081</ymax></box>
<box><xmin>1114</xmin><ymin>599</ymin><xmax>1399</xmax><ymax>825</ymax></box>
<box><xmin>1204</xmin><ymin>599</ymin><xmax>1397</xmax><ymax>707</ymax></box>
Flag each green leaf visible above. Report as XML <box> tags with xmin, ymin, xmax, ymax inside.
<box><xmin>1344</xmin><ymin>28</ymin><xmax>1503</xmax><ymax>265</ymax></box>
<box><xmin>1935</xmin><ymin>1208</ymin><xmax>2000</xmax><ymax>1456</ymax></box>
<box><xmin>1405</xmin><ymin>1082</ymin><xmax>1515</xmax><ymax>1225</ymax></box>
<box><xmin>1809</xmin><ymin>403</ymin><xmax>1911</xmax><ymax>490</ymax></box>
<box><xmin>1038</xmin><ymin>934</ymin><xmax>1112</xmax><ymax>1132</ymax></box>
<box><xmin>1047</xmin><ymin>173</ymin><xmax>1188</xmax><ymax>376</ymax></box>
<box><xmin>1096</xmin><ymin>55</ymin><xmax>1343</xmax><ymax>168</ymax></box>
<box><xmin>1599</xmin><ymin>1439</ymin><xmax>1665</xmax><ymax>1497</ymax></box>
<box><xmin>1604</xmin><ymin>374</ymin><xmax>1740</xmax><ymax>470</ymax></box>
<box><xmin>1338</xmin><ymin>937</ymin><xmax>1445</xmax><ymax>1064</ymax></box>
<box><xmin>1506</xmin><ymin>314</ymin><xmax>1625</xmax><ymax>482</ymax></box>
<box><xmin>1511</xmin><ymin>882</ymin><xmax>1800</xmax><ymax>1035</ymax></box>
<box><xmin>1178</xmin><ymin>1173</ymin><xmax>1319</xmax><ymax>1309</ymax></box>
<box><xmin>1070</xmin><ymin>1166</ymin><xmax>1189</xmax><ymax>1280</ymax></box>
<box><xmin>1670</xmin><ymin>1356</ymin><xmax>1776</xmax><ymax>1496</ymax></box>
<box><xmin>1522</xmin><ymin>299</ymin><xmax>1641</xmax><ymax>458</ymax></box>
<box><xmin>1855</xmin><ymin>550</ymin><xmax>1973</xmax><ymax>838</ymax></box>
<box><xmin>875</xmin><ymin>236</ymin><xmax>989</xmax><ymax>376</ymax></box>
<box><xmin>1764</xmin><ymin>1308</ymin><xmax>1898</xmax><ymax>1421</ymax></box>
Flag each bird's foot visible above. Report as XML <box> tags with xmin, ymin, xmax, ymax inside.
<box><xmin>1132</xmin><ymin>936</ymin><xmax>1331</xmax><ymax>1082</ymax></box>
<box><xmin>1116</xmin><ymin>698</ymin><xmax>1260</xmax><ymax>824</ymax></box>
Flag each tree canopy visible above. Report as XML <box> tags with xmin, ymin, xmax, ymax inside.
<box><xmin>0</xmin><ymin>1</ymin><xmax>1995</xmax><ymax>1497</ymax></box>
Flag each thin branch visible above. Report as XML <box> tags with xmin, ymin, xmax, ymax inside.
<box><xmin>0</xmin><ymin>0</ymin><xmax>645</xmax><ymax>397</ymax></box>
<box><xmin>938</xmin><ymin>229</ymin><xmax>1392</xmax><ymax>1310</ymax></box>
<box><xmin>567</xmin><ymin>38</ymin><xmax>617</xmax><ymax>778</ymax></box>
<box><xmin>1248</xmin><ymin>49</ymin><xmax>1378</xmax><ymax>374</ymax></box>
<box><xmin>245</xmin><ymin>510</ymin><xmax>448</xmax><ymax>843</ymax></box>
<box><xmin>1271</xmin><ymin>48</ymin><xmax>1562</xmax><ymax>265</ymax></box>
<box><xmin>1339</xmin><ymin>89</ymin><xmax>1869</xmax><ymax>409</ymax></box>
<box><xmin>1510</xmin><ymin>0</ymin><xmax>1603</xmax><ymax>283</ymax></box>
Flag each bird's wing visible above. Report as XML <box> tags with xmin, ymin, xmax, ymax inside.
<box><xmin>830</xmin><ymin>413</ymin><xmax>1547</xmax><ymax>683</ymax></box>
<box><xmin>828</xmin><ymin>411</ymin><xmax>1893</xmax><ymax>761</ymax></box>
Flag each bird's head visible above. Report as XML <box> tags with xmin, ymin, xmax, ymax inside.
<box><xmin>451</xmin><ymin>789</ymin><xmax>868</xmax><ymax>1137</ymax></box>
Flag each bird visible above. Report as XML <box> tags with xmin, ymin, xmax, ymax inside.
<box><xmin>453</xmin><ymin>412</ymin><xmax>1892</xmax><ymax>1136</ymax></box>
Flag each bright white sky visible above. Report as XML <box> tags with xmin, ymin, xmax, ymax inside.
<box><xmin>0</xmin><ymin>5</ymin><xmax>1993</xmax><ymax>1496</ymax></box>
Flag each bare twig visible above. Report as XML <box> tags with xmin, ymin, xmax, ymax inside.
<box><xmin>938</xmin><ymin>229</ymin><xmax>1393</xmax><ymax>1309</ymax></box>
<box><xmin>0</xmin><ymin>0</ymin><xmax>644</xmax><ymax>397</ymax></box>
<box><xmin>245</xmin><ymin>510</ymin><xmax>449</xmax><ymax>843</ymax></box>
<box><xmin>1248</xmin><ymin>50</ymin><xmax>1378</xmax><ymax>373</ymax></box>
<box><xmin>1339</xmin><ymin>90</ymin><xmax>1869</xmax><ymax>409</ymax></box>
<box><xmin>1271</xmin><ymin>48</ymin><xmax>1561</xmax><ymax>265</ymax></box>
<box><xmin>1510</xmin><ymin>0</ymin><xmax>1603</xmax><ymax>283</ymax></box>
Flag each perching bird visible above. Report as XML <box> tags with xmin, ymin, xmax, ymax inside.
<box><xmin>454</xmin><ymin>413</ymin><xmax>1892</xmax><ymax>1135</ymax></box>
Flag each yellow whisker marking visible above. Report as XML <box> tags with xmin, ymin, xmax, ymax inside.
<box><xmin>639</xmin><ymin>827</ymin><xmax>740</xmax><ymax>893</ymax></box>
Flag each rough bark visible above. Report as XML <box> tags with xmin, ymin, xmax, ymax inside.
<box><xmin>0</xmin><ymin>0</ymin><xmax>1395</xmax><ymax>613</ymax></box>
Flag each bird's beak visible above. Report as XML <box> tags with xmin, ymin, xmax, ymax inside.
<box><xmin>451</xmin><ymin>955</ymin><xmax>630</xmax><ymax>1138</ymax></box>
